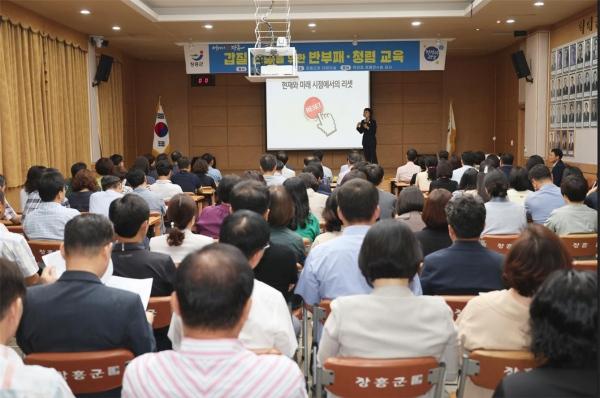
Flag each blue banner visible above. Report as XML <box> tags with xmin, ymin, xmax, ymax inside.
<box><xmin>206</xmin><ymin>40</ymin><xmax>444</xmax><ymax>73</ymax></box>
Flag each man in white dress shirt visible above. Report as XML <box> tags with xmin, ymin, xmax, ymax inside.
<box><xmin>276</xmin><ymin>151</ymin><xmax>296</xmax><ymax>179</ymax></box>
<box><xmin>89</xmin><ymin>175</ymin><xmax>124</xmax><ymax>218</ymax></box>
<box><xmin>148</xmin><ymin>160</ymin><xmax>183</xmax><ymax>201</ymax></box>
<box><xmin>260</xmin><ymin>154</ymin><xmax>287</xmax><ymax>186</ymax></box>
<box><xmin>451</xmin><ymin>151</ymin><xmax>477</xmax><ymax>183</ymax></box>
<box><xmin>0</xmin><ymin>259</ymin><xmax>74</xmax><ymax>398</ymax></box>
<box><xmin>23</xmin><ymin>170</ymin><xmax>79</xmax><ymax>241</ymax></box>
<box><xmin>337</xmin><ymin>150</ymin><xmax>363</xmax><ymax>183</ymax></box>
<box><xmin>168</xmin><ymin>210</ymin><xmax>297</xmax><ymax>357</ymax></box>
<box><xmin>395</xmin><ymin>148</ymin><xmax>421</xmax><ymax>183</ymax></box>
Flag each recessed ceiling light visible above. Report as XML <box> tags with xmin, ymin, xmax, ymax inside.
<box><xmin>411</xmin><ymin>21</ymin><xmax>422</xmax><ymax>27</ymax></box>
<box><xmin>308</xmin><ymin>22</ymin><xmax>317</xmax><ymax>28</ymax></box>
<box><xmin>534</xmin><ymin>1</ymin><xmax>544</xmax><ymax>6</ymax></box>
<box><xmin>80</xmin><ymin>9</ymin><xmax>91</xmax><ymax>15</ymax></box>
<box><xmin>112</xmin><ymin>26</ymin><xmax>121</xmax><ymax>31</ymax></box>
<box><xmin>203</xmin><ymin>24</ymin><xmax>213</xmax><ymax>29</ymax></box>
<box><xmin>506</xmin><ymin>19</ymin><xmax>515</xmax><ymax>24</ymax></box>
<box><xmin>496</xmin><ymin>20</ymin><xmax>501</xmax><ymax>24</ymax></box>
<box><xmin>475</xmin><ymin>28</ymin><xmax>480</xmax><ymax>31</ymax></box>
<box><xmin>311</xmin><ymin>29</ymin><xmax>316</xmax><ymax>33</ymax></box>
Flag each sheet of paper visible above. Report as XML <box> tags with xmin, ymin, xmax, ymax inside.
<box><xmin>42</xmin><ymin>250</ymin><xmax>114</xmax><ymax>283</ymax></box>
<box><xmin>105</xmin><ymin>276</ymin><xmax>153</xmax><ymax>310</ymax></box>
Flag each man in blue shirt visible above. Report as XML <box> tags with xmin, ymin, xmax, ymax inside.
<box><xmin>295</xmin><ymin>179</ymin><xmax>421</xmax><ymax>307</ymax></box>
<box><xmin>420</xmin><ymin>195</ymin><xmax>504</xmax><ymax>295</ymax></box>
<box><xmin>525</xmin><ymin>164</ymin><xmax>565</xmax><ymax>224</ymax></box>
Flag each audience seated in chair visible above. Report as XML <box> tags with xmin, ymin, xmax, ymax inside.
<box><xmin>169</xmin><ymin>212</ymin><xmax>297</xmax><ymax>357</ymax></box>
<box><xmin>17</xmin><ymin>214</ymin><xmax>155</xmax><ymax>398</ymax></box>
<box><xmin>312</xmin><ymin>150</ymin><xmax>333</xmax><ymax>183</ymax></box>
<box><xmin>89</xmin><ymin>175</ymin><xmax>124</xmax><ymax>218</ymax></box>
<box><xmin>171</xmin><ymin>157</ymin><xmax>202</xmax><ymax>193</ymax></box>
<box><xmin>451</xmin><ymin>151</ymin><xmax>476</xmax><ymax>184</ymax></box>
<box><xmin>148</xmin><ymin>160</ymin><xmax>183</xmax><ymax>201</ymax></box>
<box><xmin>0</xmin><ymin>259</ymin><xmax>74</xmax><ymax>397</ymax></box>
<box><xmin>195</xmin><ymin>175</ymin><xmax>241</xmax><ymax>239</ymax></box>
<box><xmin>506</xmin><ymin>166</ymin><xmax>532</xmax><ymax>205</ymax></box>
<box><xmin>296</xmin><ymin>179</ymin><xmax>422</xmax><ymax>311</ymax></box>
<box><xmin>202</xmin><ymin>153</ymin><xmax>222</xmax><ymax>183</ymax></box>
<box><xmin>362</xmin><ymin>163</ymin><xmax>397</xmax><ymax>220</ymax></box>
<box><xmin>396</xmin><ymin>148</ymin><xmax>421</xmax><ymax>183</ymax></box>
<box><xmin>192</xmin><ymin>157</ymin><xmax>218</xmax><ymax>189</ymax></box>
<box><xmin>23</xmin><ymin>170</ymin><xmax>79</xmax><ymax>241</ymax></box>
<box><xmin>414</xmin><ymin>188</ymin><xmax>453</xmax><ymax>257</ymax></box>
<box><xmin>150</xmin><ymin>194</ymin><xmax>213</xmax><ymax>264</ymax></box>
<box><xmin>266</xmin><ymin>185</ymin><xmax>305</xmax><ymax>263</ymax></box>
<box><xmin>482</xmin><ymin>170</ymin><xmax>527</xmax><ymax>235</ymax></box>
<box><xmin>67</xmin><ymin>169</ymin><xmax>99</xmax><ymax>212</ymax></box>
<box><xmin>545</xmin><ymin>175</ymin><xmax>598</xmax><ymax>235</ymax></box>
<box><xmin>260</xmin><ymin>154</ymin><xmax>287</xmax><ymax>187</ymax></box>
<box><xmin>493</xmin><ymin>270</ymin><xmax>597</xmax><ymax>398</ymax></box>
<box><xmin>311</xmin><ymin>191</ymin><xmax>343</xmax><ymax>249</ymax></box>
<box><xmin>298</xmin><ymin>172</ymin><xmax>328</xmax><ymax>223</ymax></box>
<box><xmin>284</xmin><ymin>177</ymin><xmax>321</xmax><ymax>242</ymax></box>
<box><xmin>337</xmin><ymin>150</ymin><xmax>363</xmax><ymax>183</ymax></box>
<box><xmin>318</xmin><ymin>220</ymin><xmax>458</xmax><ymax>391</ymax></box>
<box><xmin>127</xmin><ymin>168</ymin><xmax>166</xmax><ymax>216</ymax></box>
<box><xmin>420</xmin><ymin>194</ymin><xmax>504</xmax><ymax>295</ymax></box>
<box><xmin>0</xmin><ymin>174</ymin><xmax>21</xmax><ymax>224</ymax></box>
<box><xmin>524</xmin><ymin>164</ymin><xmax>565</xmax><ymax>224</ymax></box>
<box><xmin>457</xmin><ymin>225</ymin><xmax>573</xmax><ymax>398</ymax></box>
<box><xmin>395</xmin><ymin>186</ymin><xmax>426</xmax><ymax>233</ymax></box>
<box><xmin>0</xmin><ymin>192</ymin><xmax>56</xmax><ymax>286</ymax></box>
<box><xmin>429</xmin><ymin>160</ymin><xmax>458</xmax><ymax>193</ymax></box>
<box><xmin>124</xmin><ymin>244</ymin><xmax>306</xmax><ymax>397</ymax></box>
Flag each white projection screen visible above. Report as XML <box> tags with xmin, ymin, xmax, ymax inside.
<box><xmin>266</xmin><ymin>71</ymin><xmax>370</xmax><ymax>150</ymax></box>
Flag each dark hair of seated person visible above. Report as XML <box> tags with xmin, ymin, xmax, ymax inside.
<box><xmin>358</xmin><ymin>219</ymin><xmax>423</xmax><ymax>287</ymax></box>
<box><xmin>336</xmin><ymin>178</ymin><xmax>379</xmax><ymax>223</ymax></box>
<box><xmin>177</xmin><ymin>157</ymin><xmax>192</xmax><ymax>171</ymax></box>
<box><xmin>503</xmin><ymin>224</ymin><xmax>572</xmax><ymax>297</ymax></box>
<box><xmin>259</xmin><ymin>154</ymin><xmax>277</xmax><ymax>172</ymax></box>
<box><xmin>95</xmin><ymin>157</ymin><xmax>114</xmax><ymax>176</ymax></box>
<box><xmin>396</xmin><ymin>186</ymin><xmax>424</xmax><ymax>215</ymax></box>
<box><xmin>267</xmin><ymin>186</ymin><xmax>295</xmax><ymax>228</ymax></box>
<box><xmin>38</xmin><ymin>170</ymin><xmax>66</xmax><ymax>202</ymax></box>
<box><xmin>0</xmin><ymin>258</ymin><xmax>26</xmax><ymax>319</ymax></box>
<box><xmin>297</xmin><ymin>172</ymin><xmax>320</xmax><ymax>192</ymax></box>
<box><xmin>125</xmin><ymin>168</ymin><xmax>146</xmax><ymax>189</ymax></box>
<box><xmin>321</xmin><ymin>191</ymin><xmax>342</xmax><ymax>233</ymax></box>
<box><xmin>192</xmin><ymin>158</ymin><xmax>209</xmax><ymax>175</ymax></box>
<box><xmin>528</xmin><ymin>164</ymin><xmax>551</xmax><ymax>182</ymax></box>
<box><xmin>176</xmin><ymin>244</ymin><xmax>254</xmax><ymax>330</ymax></box>
<box><xmin>229</xmin><ymin>180</ymin><xmax>270</xmax><ymax>214</ymax></box>
<box><xmin>71</xmin><ymin>169</ymin><xmax>99</xmax><ymax>192</ymax></box>
<box><xmin>101</xmin><ymin>175</ymin><xmax>121</xmax><ymax>191</ymax></box>
<box><xmin>240</xmin><ymin>170</ymin><xmax>266</xmax><ymax>184</ymax></box>
<box><xmin>216</xmin><ymin>175</ymin><xmax>242</xmax><ymax>204</ymax></box>
<box><xmin>435</xmin><ymin>160</ymin><xmax>453</xmax><ymax>179</ymax></box>
<box><xmin>484</xmin><ymin>169</ymin><xmax>509</xmax><ymax>198</ymax></box>
<box><xmin>529</xmin><ymin>270</ymin><xmax>597</xmax><ymax>369</ymax></box>
<box><xmin>339</xmin><ymin>169</ymin><xmax>367</xmax><ymax>186</ymax></box>
<box><xmin>132</xmin><ymin>156</ymin><xmax>151</xmax><ymax>175</ymax></box>
<box><xmin>458</xmin><ymin>168</ymin><xmax>479</xmax><ymax>191</ymax></box>
<box><xmin>155</xmin><ymin>160</ymin><xmax>173</xmax><ymax>177</ymax></box>
<box><xmin>283</xmin><ymin>177</ymin><xmax>311</xmax><ymax>230</ymax></box>
<box><xmin>422</xmin><ymin>188</ymin><xmax>452</xmax><ymax>229</ymax></box>
<box><xmin>109</xmin><ymin>194</ymin><xmax>149</xmax><ymax>238</ymax></box>
<box><xmin>363</xmin><ymin>163</ymin><xmax>385</xmax><ymax>186</ymax></box>
<box><xmin>219</xmin><ymin>210</ymin><xmax>270</xmax><ymax>259</ymax></box>
<box><xmin>24</xmin><ymin>165</ymin><xmax>47</xmax><ymax>194</ymax></box>
<box><xmin>445</xmin><ymin>194</ymin><xmax>486</xmax><ymax>239</ymax></box>
<box><xmin>303</xmin><ymin>163</ymin><xmax>324</xmax><ymax>181</ymax></box>
<box><xmin>525</xmin><ymin>155</ymin><xmax>545</xmax><ymax>171</ymax></box>
<box><xmin>166</xmin><ymin>194</ymin><xmax>197</xmax><ymax>247</ymax></box>
<box><xmin>64</xmin><ymin>213</ymin><xmax>114</xmax><ymax>257</ymax></box>
<box><xmin>509</xmin><ymin>166</ymin><xmax>531</xmax><ymax>192</ymax></box>
<box><xmin>70</xmin><ymin>162</ymin><xmax>87</xmax><ymax>179</ymax></box>
<box><xmin>561</xmin><ymin>175</ymin><xmax>588</xmax><ymax>202</ymax></box>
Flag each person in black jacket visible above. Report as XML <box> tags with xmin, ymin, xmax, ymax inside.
<box><xmin>493</xmin><ymin>270</ymin><xmax>597</xmax><ymax>398</ymax></box>
<box><xmin>429</xmin><ymin>160</ymin><xmax>458</xmax><ymax>193</ymax></box>
<box><xmin>549</xmin><ymin>148</ymin><xmax>566</xmax><ymax>187</ymax></box>
<box><xmin>356</xmin><ymin>107</ymin><xmax>378</xmax><ymax>163</ymax></box>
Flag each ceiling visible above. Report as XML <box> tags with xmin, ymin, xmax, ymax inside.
<box><xmin>9</xmin><ymin>0</ymin><xmax>596</xmax><ymax>60</ymax></box>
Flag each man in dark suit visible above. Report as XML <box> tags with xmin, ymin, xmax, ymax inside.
<box><xmin>171</xmin><ymin>157</ymin><xmax>202</xmax><ymax>193</ymax></box>
<box><xmin>584</xmin><ymin>72</ymin><xmax>591</xmax><ymax>92</ymax></box>
<box><xmin>361</xmin><ymin>163</ymin><xmax>397</xmax><ymax>219</ymax></box>
<box><xmin>110</xmin><ymin>194</ymin><xmax>176</xmax><ymax>351</ymax></box>
<box><xmin>549</xmin><ymin>148</ymin><xmax>566</xmax><ymax>187</ymax></box>
<box><xmin>562</xmin><ymin>104</ymin><xmax>568</xmax><ymax>123</ymax></box>
<box><xmin>17</xmin><ymin>214</ymin><xmax>155</xmax><ymax>397</ymax></box>
<box><xmin>569</xmin><ymin>103</ymin><xmax>575</xmax><ymax>122</ymax></box>
<box><xmin>420</xmin><ymin>195</ymin><xmax>504</xmax><ymax>295</ymax></box>
<box><xmin>593</xmin><ymin>71</ymin><xmax>598</xmax><ymax>91</ymax></box>
<box><xmin>499</xmin><ymin>153</ymin><xmax>514</xmax><ymax>178</ymax></box>
<box><xmin>569</xmin><ymin>75</ymin><xmax>576</xmax><ymax>94</ymax></box>
<box><xmin>562</xmin><ymin>77</ymin><xmax>568</xmax><ymax>96</ymax></box>
<box><xmin>583</xmin><ymin>102</ymin><xmax>590</xmax><ymax>123</ymax></box>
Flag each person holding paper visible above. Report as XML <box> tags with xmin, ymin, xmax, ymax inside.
<box><xmin>355</xmin><ymin>107</ymin><xmax>378</xmax><ymax>164</ymax></box>
<box><xmin>17</xmin><ymin>214</ymin><xmax>155</xmax><ymax>398</ymax></box>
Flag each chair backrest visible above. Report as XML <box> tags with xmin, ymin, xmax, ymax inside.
<box><xmin>439</xmin><ymin>296</ymin><xmax>475</xmax><ymax>320</ymax></box>
<box><xmin>6</xmin><ymin>225</ymin><xmax>24</xmax><ymax>235</ymax></box>
<box><xmin>572</xmin><ymin>259</ymin><xmax>598</xmax><ymax>272</ymax></box>
<box><xmin>24</xmin><ymin>349</ymin><xmax>134</xmax><ymax>394</ymax></box>
<box><xmin>560</xmin><ymin>234</ymin><xmax>598</xmax><ymax>258</ymax></box>
<box><xmin>480</xmin><ymin>235</ymin><xmax>520</xmax><ymax>254</ymax></box>
<box><xmin>27</xmin><ymin>240</ymin><xmax>62</xmax><ymax>263</ymax></box>
<box><xmin>320</xmin><ymin>357</ymin><xmax>446</xmax><ymax>398</ymax></box>
<box><xmin>147</xmin><ymin>296</ymin><xmax>173</xmax><ymax>329</ymax></box>
<box><xmin>457</xmin><ymin>350</ymin><xmax>539</xmax><ymax>397</ymax></box>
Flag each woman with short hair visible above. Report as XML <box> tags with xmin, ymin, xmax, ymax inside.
<box><xmin>457</xmin><ymin>225</ymin><xmax>573</xmax><ymax>398</ymax></box>
<box><xmin>395</xmin><ymin>186</ymin><xmax>425</xmax><ymax>232</ymax></box>
<box><xmin>150</xmin><ymin>194</ymin><xmax>213</xmax><ymax>264</ymax></box>
<box><xmin>311</xmin><ymin>191</ymin><xmax>343</xmax><ymax>249</ymax></box>
<box><xmin>481</xmin><ymin>170</ymin><xmax>527</xmax><ymax>235</ymax></box>
<box><xmin>429</xmin><ymin>160</ymin><xmax>458</xmax><ymax>193</ymax></box>
<box><xmin>267</xmin><ymin>186</ymin><xmax>305</xmax><ymax>262</ymax></box>
<box><xmin>67</xmin><ymin>169</ymin><xmax>99</xmax><ymax>212</ymax></box>
<box><xmin>414</xmin><ymin>188</ymin><xmax>453</xmax><ymax>257</ymax></box>
<box><xmin>318</xmin><ymin>220</ymin><xmax>458</xmax><ymax>392</ymax></box>
<box><xmin>507</xmin><ymin>166</ymin><xmax>532</xmax><ymax>205</ymax></box>
<box><xmin>493</xmin><ymin>270</ymin><xmax>597</xmax><ymax>397</ymax></box>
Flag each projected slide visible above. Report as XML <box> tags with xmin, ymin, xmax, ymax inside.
<box><xmin>266</xmin><ymin>71</ymin><xmax>370</xmax><ymax>150</ymax></box>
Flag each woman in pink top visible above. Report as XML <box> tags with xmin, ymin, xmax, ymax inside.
<box><xmin>456</xmin><ymin>224</ymin><xmax>573</xmax><ymax>398</ymax></box>
<box><xmin>195</xmin><ymin>175</ymin><xmax>241</xmax><ymax>239</ymax></box>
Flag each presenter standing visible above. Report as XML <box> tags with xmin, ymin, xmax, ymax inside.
<box><xmin>356</xmin><ymin>108</ymin><xmax>378</xmax><ymax>163</ymax></box>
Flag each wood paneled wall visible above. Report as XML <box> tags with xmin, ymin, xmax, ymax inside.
<box><xmin>128</xmin><ymin>54</ymin><xmax>503</xmax><ymax>175</ymax></box>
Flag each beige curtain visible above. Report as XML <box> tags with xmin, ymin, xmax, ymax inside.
<box><xmin>0</xmin><ymin>18</ymin><xmax>90</xmax><ymax>188</ymax></box>
<box><xmin>98</xmin><ymin>61</ymin><xmax>124</xmax><ymax>157</ymax></box>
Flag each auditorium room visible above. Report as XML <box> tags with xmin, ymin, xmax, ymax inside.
<box><xmin>0</xmin><ymin>0</ymin><xmax>597</xmax><ymax>397</ymax></box>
